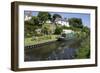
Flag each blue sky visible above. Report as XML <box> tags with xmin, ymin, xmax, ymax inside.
<box><xmin>24</xmin><ymin>11</ymin><xmax>90</xmax><ymax>27</ymax></box>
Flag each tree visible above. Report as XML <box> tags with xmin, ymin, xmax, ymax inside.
<box><xmin>42</xmin><ymin>24</ymin><xmax>52</xmax><ymax>35</ymax></box>
<box><xmin>82</xmin><ymin>26</ymin><xmax>90</xmax><ymax>33</ymax></box>
<box><xmin>24</xmin><ymin>17</ymin><xmax>40</xmax><ymax>37</ymax></box>
<box><xmin>24</xmin><ymin>21</ymin><xmax>34</xmax><ymax>37</ymax></box>
<box><xmin>30</xmin><ymin>16</ymin><xmax>40</xmax><ymax>26</ymax></box>
<box><xmin>37</xmin><ymin>12</ymin><xmax>51</xmax><ymax>24</ymax></box>
<box><xmin>68</xmin><ymin>18</ymin><xmax>83</xmax><ymax>28</ymax></box>
<box><xmin>75</xmin><ymin>36</ymin><xmax>90</xmax><ymax>59</ymax></box>
<box><xmin>54</xmin><ymin>26</ymin><xmax>63</xmax><ymax>35</ymax></box>
<box><xmin>52</xmin><ymin>14</ymin><xmax>62</xmax><ymax>23</ymax></box>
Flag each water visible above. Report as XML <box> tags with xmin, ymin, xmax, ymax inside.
<box><xmin>24</xmin><ymin>39</ymin><xmax>80</xmax><ymax>61</ymax></box>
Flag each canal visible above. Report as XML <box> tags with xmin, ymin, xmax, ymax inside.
<box><xmin>24</xmin><ymin>39</ymin><xmax>81</xmax><ymax>61</ymax></box>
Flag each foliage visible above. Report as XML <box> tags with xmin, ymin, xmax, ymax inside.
<box><xmin>74</xmin><ymin>26</ymin><xmax>90</xmax><ymax>59</ymax></box>
<box><xmin>29</xmin><ymin>16</ymin><xmax>40</xmax><ymax>26</ymax></box>
<box><xmin>42</xmin><ymin>24</ymin><xmax>53</xmax><ymax>35</ymax></box>
<box><xmin>24</xmin><ymin>21</ymin><xmax>34</xmax><ymax>37</ymax></box>
<box><xmin>81</xmin><ymin>26</ymin><xmax>90</xmax><ymax>35</ymax></box>
<box><xmin>75</xmin><ymin>36</ymin><xmax>90</xmax><ymax>58</ymax></box>
<box><xmin>52</xmin><ymin>14</ymin><xmax>62</xmax><ymax>22</ymax></box>
<box><xmin>68</xmin><ymin>18</ymin><xmax>83</xmax><ymax>28</ymax></box>
<box><xmin>54</xmin><ymin>26</ymin><xmax>63</xmax><ymax>35</ymax></box>
<box><xmin>37</xmin><ymin>12</ymin><xmax>51</xmax><ymax>24</ymax></box>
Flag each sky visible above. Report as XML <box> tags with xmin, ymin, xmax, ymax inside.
<box><xmin>24</xmin><ymin>11</ymin><xmax>90</xmax><ymax>28</ymax></box>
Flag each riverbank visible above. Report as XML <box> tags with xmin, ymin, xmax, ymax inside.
<box><xmin>25</xmin><ymin>40</ymin><xmax>58</xmax><ymax>49</ymax></box>
<box><xmin>25</xmin><ymin>35</ymin><xmax>58</xmax><ymax>46</ymax></box>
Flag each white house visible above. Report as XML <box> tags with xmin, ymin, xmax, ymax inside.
<box><xmin>24</xmin><ymin>15</ymin><xmax>32</xmax><ymax>21</ymax></box>
<box><xmin>55</xmin><ymin>18</ymin><xmax>70</xmax><ymax>27</ymax></box>
<box><xmin>56</xmin><ymin>20</ymin><xmax>69</xmax><ymax>27</ymax></box>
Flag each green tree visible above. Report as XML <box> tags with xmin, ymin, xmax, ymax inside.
<box><xmin>54</xmin><ymin>26</ymin><xmax>63</xmax><ymax>35</ymax></box>
<box><xmin>75</xmin><ymin>36</ymin><xmax>90</xmax><ymax>59</ymax></box>
<box><xmin>24</xmin><ymin>21</ymin><xmax>34</xmax><ymax>37</ymax></box>
<box><xmin>29</xmin><ymin>16</ymin><xmax>40</xmax><ymax>26</ymax></box>
<box><xmin>68</xmin><ymin>18</ymin><xmax>83</xmax><ymax>28</ymax></box>
<box><xmin>24</xmin><ymin>19</ymin><xmax>39</xmax><ymax>37</ymax></box>
<box><xmin>82</xmin><ymin>26</ymin><xmax>90</xmax><ymax>34</ymax></box>
<box><xmin>37</xmin><ymin>12</ymin><xmax>51</xmax><ymax>24</ymax></box>
<box><xmin>42</xmin><ymin>24</ymin><xmax>52</xmax><ymax>35</ymax></box>
<box><xmin>52</xmin><ymin>14</ymin><xmax>62</xmax><ymax>22</ymax></box>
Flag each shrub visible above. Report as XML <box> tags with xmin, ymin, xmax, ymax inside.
<box><xmin>75</xmin><ymin>36</ymin><xmax>90</xmax><ymax>59</ymax></box>
<box><xmin>54</xmin><ymin>26</ymin><xmax>63</xmax><ymax>35</ymax></box>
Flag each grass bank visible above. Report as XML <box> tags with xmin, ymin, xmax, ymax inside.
<box><xmin>24</xmin><ymin>35</ymin><xmax>59</xmax><ymax>46</ymax></box>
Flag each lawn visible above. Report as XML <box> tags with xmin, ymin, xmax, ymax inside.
<box><xmin>24</xmin><ymin>35</ymin><xmax>59</xmax><ymax>46</ymax></box>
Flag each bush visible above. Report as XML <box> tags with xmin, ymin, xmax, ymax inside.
<box><xmin>75</xmin><ymin>36</ymin><xmax>90</xmax><ymax>59</ymax></box>
<box><xmin>68</xmin><ymin>18</ymin><xmax>83</xmax><ymax>28</ymax></box>
<box><xmin>54</xmin><ymin>26</ymin><xmax>63</xmax><ymax>35</ymax></box>
<box><xmin>42</xmin><ymin>24</ymin><xmax>52</xmax><ymax>35</ymax></box>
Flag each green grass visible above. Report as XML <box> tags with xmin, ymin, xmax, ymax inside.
<box><xmin>24</xmin><ymin>35</ymin><xmax>59</xmax><ymax>46</ymax></box>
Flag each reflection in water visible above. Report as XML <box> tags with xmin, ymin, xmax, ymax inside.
<box><xmin>24</xmin><ymin>39</ymin><xmax>80</xmax><ymax>61</ymax></box>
